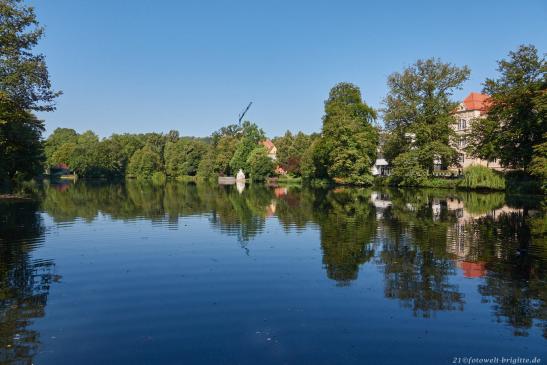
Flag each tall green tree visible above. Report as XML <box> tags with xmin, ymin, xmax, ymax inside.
<box><xmin>383</xmin><ymin>58</ymin><xmax>470</xmax><ymax>172</ymax></box>
<box><xmin>466</xmin><ymin>45</ymin><xmax>546</xmax><ymax>170</ymax></box>
<box><xmin>317</xmin><ymin>82</ymin><xmax>378</xmax><ymax>185</ymax></box>
<box><xmin>0</xmin><ymin>0</ymin><xmax>60</xmax><ymax>184</ymax></box>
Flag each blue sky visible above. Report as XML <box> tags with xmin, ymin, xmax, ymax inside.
<box><xmin>33</xmin><ymin>0</ymin><xmax>546</xmax><ymax>138</ymax></box>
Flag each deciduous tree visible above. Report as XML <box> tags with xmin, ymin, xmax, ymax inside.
<box><xmin>0</xmin><ymin>0</ymin><xmax>60</xmax><ymax>184</ymax></box>
<box><xmin>383</xmin><ymin>58</ymin><xmax>469</xmax><ymax>172</ymax></box>
<box><xmin>467</xmin><ymin>45</ymin><xmax>546</xmax><ymax>170</ymax></box>
<box><xmin>317</xmin><ymin>82</ymin><xmax>378</xmax><ymax>185</ymax></box>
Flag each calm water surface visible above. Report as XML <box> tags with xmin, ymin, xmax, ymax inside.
<box><xmin>0</xmin><ymin>181</ymin><xmax>545</xmax><ymax>364</ymax></box>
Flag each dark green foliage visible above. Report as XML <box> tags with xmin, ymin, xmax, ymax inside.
<box><xmin>246</xmin><ymin>146</ymin><xmax>274</xmax><ymax>181</ymax></box>
<box><xmin>505</xmin><ymin>171</ymin><xmax>543</xmax><ymax>195</ymax></box>
<box><xmin>0</xmin><ymin>100</ymin><xmax>44</xmax><ymax>180</ymax></box>
<box><xmin>305</xmin><ymin>82</ymin><xmax>378</xmax><ymax>185</ymax></box>
<box><xmin>467</xmin><ymin>45</ymin><xmax>546</xmax><ymax>170</ymax></box>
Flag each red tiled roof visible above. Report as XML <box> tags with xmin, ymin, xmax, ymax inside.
<box><xmin>260</xmin><ymin>139</ymin><xmax>275</xmax><ymax>152</ymax></box>
<box><xmin>463</xmin><ymin>92</ymin><xmax>490</xmax><ymax>112</ymax></box>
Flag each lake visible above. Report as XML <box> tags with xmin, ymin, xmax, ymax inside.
<box><xmin>0</xmin><ymin>181</ymin><xmax>545</xmax><ymax>364</ymax></box>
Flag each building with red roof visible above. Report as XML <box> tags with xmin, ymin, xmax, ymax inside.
<box><xmin>260</xmin><ymin>140</ymin><xmax>277</xmax><ymax>160</ymax></box>
<box><xmin>462</xmin><ymin>92</ymin><xmax>490</xmax><ymax>113</ymax></box>
<box><xmin>451</xmin><ymin>92</ymin><xmax>502</xmax><ymax>171</ymax></box>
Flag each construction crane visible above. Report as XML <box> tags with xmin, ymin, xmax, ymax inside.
<box><xmin>237</xmin><ymin>102</ymin><xmax>252</xmax><ymax>126</ymax></box>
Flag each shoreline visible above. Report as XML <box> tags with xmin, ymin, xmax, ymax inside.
<box><xmin>0</xmin><ymin>194</ymin><xmax>32</xmax><ymax>201</ymax></box>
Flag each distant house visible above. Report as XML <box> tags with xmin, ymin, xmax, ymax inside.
<box><xmin>260</xmin><ymin>140</ymin><xmax>287</xmax><ymax>175</ymax></box>
<box><xmin>372</xmin><ymin>158</ymin><xmax>390</xmax><ymax>176</ymax></box>
<box><xmin>372</xmin><ymin>132</ymin><xmax>391</xmax><ymax>176</ymax></box>
<box><xmin>260</xmin><ymin>140</ymin><xmax>277</xmax><ymax>160</ymax></box>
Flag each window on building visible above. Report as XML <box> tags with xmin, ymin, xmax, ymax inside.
<box><xmin>458</xmin><ymin>119</ymin><xmax>467</xmax><ymax>130</ymax></box>
<box><xmin>459</xmin><ymin>136</ymin><xmax>467</xmax><ymax>148</ymax></box>
<box><xmin>459</xmin><ymin>153</ymin><xmax>465</xmax><ymax>164</ymax></box>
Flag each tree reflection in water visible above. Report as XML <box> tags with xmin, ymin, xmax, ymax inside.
<box><xmin>36</xmin><ymin>181</ymin><xmax>547</xmax><ymax>339</ymax></box>
<box><xmin>0</xmin><ymin>201</ymin><xmax>56</xmax><ymax>364</ymax></box>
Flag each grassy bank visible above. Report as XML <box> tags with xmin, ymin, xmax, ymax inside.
<box><xmin>375</xmin><ymin>166</ymin><xmax>543</xmax><ymax>194</ymax></box>
<box><xmin>275</xmin><ymin>175</ymin><xmax>303</xmax><ymax>185</ymax></box>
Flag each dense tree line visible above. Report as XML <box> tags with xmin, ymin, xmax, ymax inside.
<box><xmin>42</xmin><ymin>83</ymin><xmax>380</xmax><ymax>185</ymax></box>
<box><xmin>43</xmin><ymin>122</ymin><xmax>288</xmax><ymax>181</ymax></box>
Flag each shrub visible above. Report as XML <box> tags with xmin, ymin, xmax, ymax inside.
<box><xmin>389</xmin><ymin>152</ymin><xmax>428</xmax><ymax>187</ymax></box>
<box><xmin>461</xmin><ymin>165</ymin><xmax>505</xmax><ymax>190</ymax></box>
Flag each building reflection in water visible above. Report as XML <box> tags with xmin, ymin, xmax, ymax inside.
<box><xmin>371</xmin><ymin>190</ymin><xmax>545</xmax><ymax>337</ymax></box>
